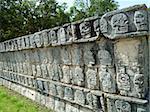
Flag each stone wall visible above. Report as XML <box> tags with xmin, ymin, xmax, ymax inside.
<box><xmin>0</xmin><ymin>4</ymin><xmax>149</xmax><ymax>112</ymax></box>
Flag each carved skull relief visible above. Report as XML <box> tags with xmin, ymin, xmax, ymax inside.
<box><xmin>34</xmin><ymin>34</ymin><xmax>42</xmax><ymax>48</ymax></box>
<box><xmin>86</xmin><ymin>67</ymin><xmax>97</xmax><ymax>90</ymax></box>
<box><xmin>133</xmin><ymin>74</ymin><xmax>145</xmax><ymax>98</ymax></box>
<box><xmin>61</xmin><ymin>65</ymin><xmax>72</xmax><ymax>84</ymax></box>
<box><xmin>80</xmin><ymin>21</ymin><xmax>91</xmax><ymax>38</ymax></box>
<box><xmin>93</xmin><ymin>19</ymin><xmax>100</xmax><ymax>36</ymax></box>
<box><xmin>66</xmin><ymin>25</ymin><xmax>73</xmax><ymax>42</ymax></box>
<box><xmin>72</xmin><ymin>66</ymin><xmax>84</xmax><ymax>86</ymax></box>
<box><xmin>64</xmin><ymin>87</ymin><xmax>73</xmax><ymax>101</ymax></box>
<box><xmin>50</xmin><ymin>29</ymin><xmax>57</xmax><ymax>44</ymax></box>
<box><xmin>111</xmin><ymin>13</ymin><xmax>129</xmax><ymax>34</ymax></box>
<box><xmin>74</xmin><ymin>90</ymin><xmax>85</xmax><ymax>105</ymax></box>
<box><xmin>98</xmin><ymin>50</ymin><xmax>112</xmax><ymax>65</ymax></box>
<box><xmin>115</xmin><ymin>100</ymin><xmax>131</xmax><ymax>112</ymax></box>
<box><xmin>117</xmin><ymin>67</ymin><xmax>131</xmax><ymax>95</ymax></box>
<box><xmin>100</xmin><ymin>18</ymin><xmax>108</xmax><ymax>33</ymax></box>
<box><xmin>57</xmin><ymin>27</ymin><xmax>66</xmax><ymax>44</ymax></box>
<box><xmin>134</xmin><ymin>10</ymin><xmax>148</xmax><ymax>31</ymax></box>
<box><xmin>86</xmin><ymin>92</ymin><xmax>93</xmax><ymax>107</ymax></box>
<box><xmin>99</xmin><ymin>65</ymin><xmax>113</xmax><ymax>92</ymax></box>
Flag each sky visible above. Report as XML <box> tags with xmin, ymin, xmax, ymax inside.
<box><xmin>56</xmin><ymin>0</ymin><xmax>150</xmax><ymax>9</ymax></box>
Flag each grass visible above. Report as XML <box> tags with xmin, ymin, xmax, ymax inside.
<box><xmin>0</xmin><ymin>86</ymin><xmax>53</xmax><ymax>112</ymax></box>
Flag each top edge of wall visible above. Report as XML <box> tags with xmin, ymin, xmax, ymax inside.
<box><xmin>0</xmin><ymin>4</ymin><xmax>150</xmax><ymax>52</ymax></box>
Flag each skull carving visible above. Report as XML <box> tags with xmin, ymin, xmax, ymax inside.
<box><xmin>134</xmin><ymin>10</ymin><xmax>148</xmax><ymax>31</ymax></box>
<box><xmin>79</xmin><ymin>21</ymin><xmax>91</xmax><ymax>38</ymax></box>
<box><xmin>93</xmin><ymin>19</ymin><xmax>100</xmax><ymax>36</ymax></box>
<box><xmin>133</xmin><ymin>74</ymin><xmax>145</xmax><ymax>98</ymax></box>
<box><xmin>115</xmin><ymin>100</ymin><xmax>131</xmax><ymax>112</ymax></box>
<box><xmin>100</xmin><ymin>17</ymin><xmax>108</xmax><ymax>33</ymax></box>
<box><xmin>111</xmin><ymin>13</ymin><xmax>129</xmax><ymax>34</ymax></box>
<box><xmin>117</xmin><ymin>67</ymin><xmax>131</xmax><ymax>95</ymax></box>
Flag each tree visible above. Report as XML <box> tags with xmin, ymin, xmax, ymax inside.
<box><xmin>0</xmin><ymin>0</ymin><xmax>70</xmax><ymax>42</ymax></box>
<box><xmin>69</xmin><ymin>0</ymin><xmax>118</xmax><ymax>21</ymax></box>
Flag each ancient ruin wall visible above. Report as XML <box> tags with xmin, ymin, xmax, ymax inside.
<box><xmin>0</xmin><ymin>4</ymin><xmax>149</xmax><ymax>112</ymax></box>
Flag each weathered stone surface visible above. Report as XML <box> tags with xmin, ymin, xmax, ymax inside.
<box><xmin>55</xmin><ymin>99</ymin><xmax>65</xmax><ymax>112</ymax></box>
<box><xmin>74</xmin><ymin>90</ymin><xmax>85</xmax><ymax>105</ymax></box>
<box><xmin>64</xmin><ymin>87</ymin><xmax>74</xmax><ymax>101</ymax></box>
<box><xmin>72</xmin><ymin>66</ymin><xmax>84</xmax><ymax>86</ymax></box>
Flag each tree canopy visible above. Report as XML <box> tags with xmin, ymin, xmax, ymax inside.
<box><xmin>0</xmin><ymin>0</ymin><xmax>118</xmax><ymax>42</ymax></box>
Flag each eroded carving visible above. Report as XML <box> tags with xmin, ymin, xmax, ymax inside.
<box><xmin>134</xmin><ymin>10</ymin><xmax>148</xmax><ymax>31</ymax></box>
<box><xmin>93</xmin><ymin>19</ymin><xmax>100</xmax><ymax>36</ymax></box>
<box><xmin>57</xmin><ymin>27</ymin><xmax>66</xmax><ymax>44</ymax></box>
<box><xmin>115</xmin><ymin>100</ymin><xmax>131</xmax><ymax>112</ymax></box>
<box><xmin>98</xmin><ymin>49</ymin><xmax>112</xmax><ymax>65</ymax></box>
<box><xmin>50</xmin><ymin>29</ymin><xmax>57</xmax><ymax>44</ymax></box>
<box><xmin>100</xmin><ymin>17</ymin><xmax>108</xmax><ymax>33</ymax></box>
<box><xmin>61</xmin><ymin>65</ymin><xmax>72</xmax><ymax>84</ymax></box>
<box><xmin>64</xmin><ymin>87</ymin><xmax>73</xmax><ymax>101</ymax></box>
<box><xmin>133</xmin><ymin>74</ymin><xmax>145</xmax><ymax>98</ymax></box>
<box><xmin>55</xmin><ymin>100</ymin><xmax>65</xmax><ymax>112</ymax></box>
<box><xmin>111</xmin><ymin>13</ymin><xmax>129</xmax><ymax>34</ymax></box>
<box><xmin>49</xmin><ymin>83</ymin><xmax>57</xmax><ymax>96</ymax></box>
<box><xmin>99</xmin><ymin>65</ymin><xmax>115</xmax><ymax>93</ymax></box>
<box><xmin>117</xmin><ymin>67</ymin><xmax>131</xmax><ymax>95</ymax></box>
<box><xmin>72</xmin><ymin>66</ymin><xmax>84</xmax><ymax>86</ymax></box>
<box><xmin>74</xmin><ymin>90</ymin><xmax>85</xmax><ymax>105</ymax></box>
<box><xmin>56</xmin><ymin>85</ymin><xmax>64</xmax><ymax>98</ymax></box>
<box><xmin>86</xmin><ymin>63</ymin><xmax>98</xmax><ymax>89</ymax></box>
<box><xmin>79</xmin><ymin>21</ymin><xmax>91</xmax><ymax>38</ymax></box>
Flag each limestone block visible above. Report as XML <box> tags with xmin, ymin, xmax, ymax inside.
<box><xmin>72</xmin><ymin>66</ymin><xmax>84</xmax><ymax>86</ymax></box>
<box><xmin>34</xmin><ymin>32</ymin><xmax>43</xmax><ymax>48</ymax></box>
<box><xmin>36</xmin><ymin>80</ymin><xmax>44</xmax><ymax>93</ymax></box>
<box><xmin>41</xmin><ymin>63</ymin><xmax>48</xmax><ymax>78</ymax></box>
<box><xmin>57</xmin><ymin>27</ymin><xmax>66</xmax><ymax>44</ymax></box>
<box><xmin>74</xmin><ymin>89</ymin><xmax>85</xmax><ymax>105</ymax></box>
<box><xmin>97</xmin><ymin>49</ymin><xmax>112</xmax><ymax>66</ymax></box>
<box><xmin>40</xmin><ymin>94</ymin><xmax>46</xmax><ymax>105</ymax></box>
<box><xmin>83</xmin><ymin>44</ymin><xmax>95</xmax><ymax>65</ymax></box>
<box><xmin>52</xmin><ymin>65</ymin><xmax>62</xmax><ymax>81</ymax></box>
<box><xmin>61</xmin><ymin>46</ymin><xmax>71</xmax><ymax>65</ymax></box>
<box><xmin>49</xmin><ymin>83</ymin><xmax>57</xmax><ymax>96</ymax></box>
<box><xmin>56</xmin><ymin>85</ymin><xmax>64</xmax><ymax>98</ymax></box>
<box><xmin>71</xmin><ymin>44</ymin><xmax>83</xmax><ymax>65</ymax></box>
<box><xmin>99</xmin><ymin>65</ymin><xmax>116</xmax><ymax>93</ymax></box>
<box><xmin>36</xmin><ymin>64</ymin><xmax>42</xmax><ymax>77</ymax></box>
<box><xmin>86</xmin><ymin>65</ymin><xmax>98</xmax><ymax>90</ymax></box>
<box><xmin>55</xmin><ymin>99</ymin><xmax>65</xmax><ymax>112</ymax></box>
<box><xmin>61</xmin><ymin>65</ymin><xmax>72</xmax><ymax>84</ymax></box>
<box><xmin>64</xmin><ymin>87</ymin><xmax>74</xmax><ymax>101</ymax></box>
<box><xmin>43</xmin><ymin>81</ymin><xmax>49</xmax><ymax>94</ymax></box>
<box><xmin>93</xmin><ymin>18</ymin><xmax>100</xmax><ymax>37</ymax></box>
<box><xmin>49</xmin><ymin>27</ymin><xmax>59</xmax><ymax>45</ymax></box>
<box><xmin>42</xmin><ymin>30</ymin><xmax>49</xmax><ymax>47</ymax></box>
<box><xmin>114</xmin><ymin>38</ymin><xmax>148</xmax><ymax>98</ymax></box>
<box><xmin>66</xmin><ymin>103</ymin><xmax>79</xmax><ymax>112</ymax></box>
<box><xmin>134</xmin><ymin>10</ymin><xmax>148</xmax><ymax>31</ymax></box>
<box><xmin>52</xmin><ymin>47</ymin><xmax>61</xmax><ymax>64</ymax></box>
<box><xmin>26</xmin><ymin>89</ymin><xmax>36</xmax><ymax>101</ymax></box>
<box><xmin>79</xmin><ymin>20</ymin><xmax>91</xmax><ymax>39</ymax></box>
<box><xmin>45</xmin><ymin>96</ymin><xmax>55</xmax><ymax>110</ymax></box>
<box><xmin>115</xmin><ymin>100</ymin><xmax>131</xmax><ymax>112</ymax></box>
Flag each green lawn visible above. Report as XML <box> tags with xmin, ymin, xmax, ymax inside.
<box><xmin>0</xmin><ymin>86</ymin><xmax>53</xmax><ymax>112</ymax></box>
